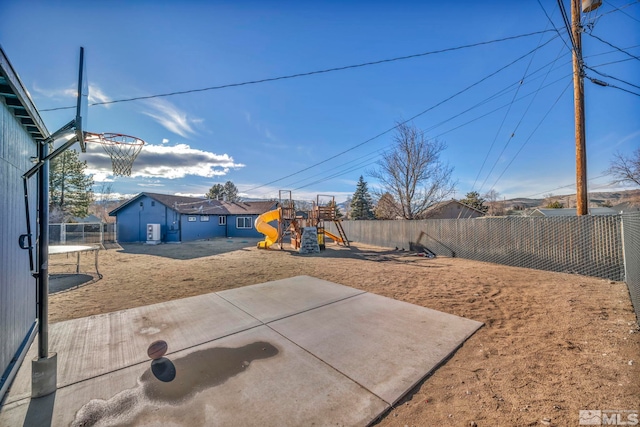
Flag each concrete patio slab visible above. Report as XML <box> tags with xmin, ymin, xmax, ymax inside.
<box><xmin>1</xmin><ymin>276</ymin><xmax>482</xmax><ymax>426</ymax></box>
<box><xmin>269</xmin><ymin>292</ymin><xmax>484</xmax><ymax>405</ymax></box>
<box><xmin>1</xmin><ymin>326</ymin><xmax>388</xmax><ymax>427</ymax></box>
<box><xmin>217</xmin><ymin>275</ymin><xmax>365</xmax><ymax>323</ymax></box>
<box><xmin>4</xmin><ymin>293</ymin><xmax>260</xmax><ymax>403</ymax></box>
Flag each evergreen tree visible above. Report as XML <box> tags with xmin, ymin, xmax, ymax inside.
<box><xmin>350</xmin><ymin>176</ymin><xmax>375</xmax><ymax>220</ymax></box>
<box><xmin>205</xmin><ymin>183</ymin><xmax>225</xmax><ymax>200</ymax></box>
<box><xmin>223</xmin><ymin>181</ymin><xmax>240</xmax><ymax>202</ymax></box>
<box><xmin>375</xmin><ymin>192</ymin><xmax>399</xmax><ymax>219</ymax></box>
<box><xmin>328</xmin><ymin>200</ymin><xmax>343</xmax><ymax>219</ymax></box>
<box><xmin>459</xmin><ymin>191</ymin><xmax>488</xmax><ymax>213</ymax></box>
<box><xmin>49</xmin><ymin>149</ymin><xmax>94</xmax><ymax>221</ymax></box>
<box><xmin>205</xmin><ymin>181</ymin><xmax>240</xmax><ymax>201</ymax></box>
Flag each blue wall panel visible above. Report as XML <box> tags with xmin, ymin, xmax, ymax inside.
<box><xmin>0</xmin><ymin>104</ymin><xmax>38</xmax><ymax>399</ymax></box>
<box><xmin>116</xmin><ymin>195</ymin><xmax>172</xmax><ymax>242</ymax></box>
<box><xmin>180</xmin><ymin>214</ymin><xmax>224</xmax><ymax>241</ymax></box>
<box><xmin>227</xmin><ymin>215</ymin><xmax>262</xmax><ymax>238</ymax></box>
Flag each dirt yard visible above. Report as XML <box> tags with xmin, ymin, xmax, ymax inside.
<box><xmin>49</xmin><ymin>238</ymin><xmax>640</xmax><ymax>427</ymax></box>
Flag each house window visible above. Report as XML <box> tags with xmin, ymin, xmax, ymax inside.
<box><xmin>188</xmin><ymin>216</ymin><xmax>197</xmax><ymax>222</ymax></box>
<box><xmin>140</xmin><ymin>202</ymin><xmax>143</xmax><ymax>207</ymax></box>
<box><xmin>151</xmin><ymin>201</ymin><xmax>155</xmax><ymax>207</ymax></box>
<box><xmin>200</xmin><ymin>215</ymin><xmax>210</xmax><ymax>222</ymax></box>
<box><xmin>219</xmin><ymin>216</ymin><xmax>226</xmax><ymax>226</ymax></box>
<box><xmin>236</xmin><ymin>216</ymin><xmax>252</xmax><ymax>229</ymax></box>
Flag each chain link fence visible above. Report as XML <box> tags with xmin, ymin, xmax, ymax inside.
<box><xmin>49</xmin><ymin>223</ymin><xmax>116</xmax><ymax>246</ymax></box>
<box><xmin>622</xmin><ymin>212</ymin><xmax>640</xmax><ymax>321</ymax></box>
<box><xmin>330</xmin><ymin>214</ymin><xmax>640</xmax><ymax>320</ymax></box>
<box><xmin>329</xmin><ymin>215</ymin><xmax>625</xmax><ymax>281</ymax></box>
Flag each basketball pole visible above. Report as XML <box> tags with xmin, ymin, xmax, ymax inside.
<box><xmin>22</xmin><ymin>126</ymin><xmax>80</xmax><ymax>398</ymax></box>
<box><xmin>37</xmin><ymin>135</ymin><xmax>50</xmax><ymax>359</ymax></box>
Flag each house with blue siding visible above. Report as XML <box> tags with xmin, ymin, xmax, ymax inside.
<box><xmin>109</xmin><ymin>193</ymin><xmax>278</xmax><ymax>243</ymax></box>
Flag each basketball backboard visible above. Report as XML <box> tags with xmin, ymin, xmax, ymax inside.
<box><xmin>75</xmin><ymin>47</ymin><xmax>88</xmax><ymax>152</ymax></box>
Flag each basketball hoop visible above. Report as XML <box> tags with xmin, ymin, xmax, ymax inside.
<box><xmin>84</xmin><ymin>132</ymin><xmax>145</xmax><ymax>176</ymax></box>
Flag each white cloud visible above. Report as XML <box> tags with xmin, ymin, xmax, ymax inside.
<box><xmin>174</xmin><ymin>192</ymin><xmax>207</xmax><ymax>198</ymax></box>
<box><xmin>32</xmin><ymin>83</ymin><xmax>76</xmax><ymax>99</ymax></box>
<box><xmin>142</xmin><ymin>98</ymin><xmax>200</xmax><ymax>138</ymax></box>
<box><xmin>88</xmin><ymin>84</ymin><xmax>111</xmax><ymax>106</ymax></box>
<box><xmin>91</xmin><ymin>172</ymin><xmax>115</xmax><ymax>183</ymax></box>
<box><xmin>32</xmin><ymin>82</ymin><xmax>111</xmax><ymax>107</ymax></box>
<box><xmin>162</xmin><ymin>138</ymin><xmax>169</xmax><ymax>144</ymax></box>
<box><xmin>81</xmin><ymin>141</ymin><xmax>244</xmax><ymax>179</ymax></box>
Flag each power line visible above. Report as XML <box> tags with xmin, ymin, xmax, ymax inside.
<box><xmin>243</xmin><ymin>35</ymin><xmax>560</xmax><ymax>193</ymax></box>
<box><xmin>590</xmin><ymin>57</ymin><xmax>636</xmax><ymax>67</ymax></box>
<box><xmin>488</xmin><ymin>80</ymin><xmax>573</xmax><ymax>194</ymax></box>
<box><xmin>537</xmin><ymin>0</ymin><xmax>573</xmax><ymax>51</ymax></box>
<box><xmin>586</xmin><ymin>32</ymin><xmax>640</xmax><ymax>61</ymax></box>
<box><xmin>283</xmin><ymin>74</ymin><xmax>572</xmax><ymax>192</ymax></box>
<box><xmin>474</xmin><ymin>36</ymin><xmax>566</xmax><ymax>193</ymax></box>
<box><xmin>584</xmin><ymin>65</ymin><xmax>640</xmax><ymax>90</ymax></box>
<box><xmin>556</xmin><ymin>0</ymin><xmax>578</xmax><ymax>51</ymax></box>
<box><xmin>278</xmin><ymin>51</ymin><xmax>573</xmax><ymax>192</ymax></box>
<box><xmin>288</xmin><ymin>67</ymin><xmax>571</xmax><ymax>191</ymax></box>
<box><xmin>586</xmin><ymin>76</ymin><xmax>640</xmax><ymax>96</ymax></box>
<box><xmin>39</xmin><ymin>29</ymin><xmax>556</xmax><ymax>113</ymax></box>
<box><xmin>602</xmin><ymin>0</ymin><xmax>640</xmax><ymax>23</ymax></box>
<box><xmin>432</xmin><ymin>75</ymin><xmax>570</xmax><ymax>139</ymax></box>
<box><xmin>524</xmin><ymin>174</ymin><xmax>608</xmax><ymax>198</ymax></box>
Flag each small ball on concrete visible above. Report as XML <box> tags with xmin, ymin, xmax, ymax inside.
<box><xmin>147</xmin><ymin>340</ymin><xmax>168</xmax><ymax>360</ymax></box>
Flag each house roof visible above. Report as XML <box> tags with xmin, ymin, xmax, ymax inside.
<box><xmin>422</xmin><ymin>199</ymin><xmax>486</xmax><ymax>218</ymax></box>
<box><xmin>0</xmin><ymin>46</ymin><xmax>49</xmax><ymax>143</ymax></box>
<box><xmin>612</xmin><ymin>202</ymin><xmax>640</xmax><ymax>213</ymax></box>
<box><xmin>109</xmin><ymin>192</ymin><xmax>277</xmax><ymax>216</ymax></box>
<box><xmin>222</xmin><ymin>201</ymin><xmax>278</xmax><ymax>215</ymax></box>
<box><xmin>530</xmin><ymin>207</ymin><xmax>618</xmax><ymax>217</ymax></box>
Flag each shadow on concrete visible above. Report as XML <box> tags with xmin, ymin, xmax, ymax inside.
<box><xmin>49</xmin><ymin>274</ymin><xmax>96</xmax><ymax>294</ymax></box>
<box><xmin>117</xmin><ymin>238</ymin><xmax>262</xmax><ymax>260</ymax></box>
<box><xmin>23</xmin><ymin>391</ymin><xmax>56</xmax><ymax>427</ymax></box>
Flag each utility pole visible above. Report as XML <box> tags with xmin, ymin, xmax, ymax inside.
<box><xmin>572</xmin><ymin>0</ymin><xmax>588</xmax><ymax>215</ymax></box>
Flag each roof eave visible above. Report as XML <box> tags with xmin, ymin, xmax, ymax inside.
<box><xmin>0</xmin><ymin>46</ymin><xmax>49</xmax><ymax>142</ymax></box>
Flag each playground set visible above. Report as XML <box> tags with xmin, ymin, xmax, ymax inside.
<box><xmin>254</xmin><ymin>191</ymin><xmax>349</xmax><ymax>251</ymax></box>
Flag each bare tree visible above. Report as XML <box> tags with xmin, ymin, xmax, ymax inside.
<box><xmin>92</xmin><ymin>182</ymin><xmax>115</xmax><ymax>222</ymax></box>
<box><xmin>606</xmin><ymin>148</ymin><xmax>640</xmax><ymax>187</ymax></box>
<box><xmin>370</xmin><ymin>122</ymin><xmax>455</xmax><ymax>219</ymax></box>
<box><xmin>483</xmin><ymin>189</ymin><xmax>505</xmax><ymax>216</ymax></box>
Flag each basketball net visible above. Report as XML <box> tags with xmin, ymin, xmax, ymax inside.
<box><xmin>84</xmin><ymin>132</ymin><xmax>145</xmax><ymax>176</ymax></box>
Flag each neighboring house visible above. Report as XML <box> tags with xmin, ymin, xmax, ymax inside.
<box><xmin>529</xmin><ymin>207</ymin><xmax>618</xmax><ymax>217</ymax></box>
<box><xmin>613</xmin><ymin>202</ymin><xmax>640</xmax><ymax>214</ymax></box>
<box><xmin>109</xmin><ymin>193</ymin><xmax>278</xmax><ymax>243</ymax></box>
<box><xmin>420</xmin><ymin>199</ymin><xmax>486</xmax><ymax>219</ymax></box>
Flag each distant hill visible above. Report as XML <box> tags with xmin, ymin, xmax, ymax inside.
<box><xmin>506</xmin><ymin>189</ymin><xmax>640</xmax><ymax>210</ymax></box>
<box><xmin>244</xmin><ymin>189</ymin><xmax>640</xmax><ymax>216</ymax></box>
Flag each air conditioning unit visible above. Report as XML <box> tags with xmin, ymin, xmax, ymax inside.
<box><xmin>146</xmin><ymin>223</ymin><xmax>161</xmax><ymax>244</ymax></box>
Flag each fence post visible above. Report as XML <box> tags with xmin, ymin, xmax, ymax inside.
<box><xmin>621</xmin><ymin>216</ymin><xmax>627</xmax><ymax>283</ymax></box>
<box><xmin>60</xmin><ymin>223</ymin><xmax>66</xmax><ymax>245</ymax></box>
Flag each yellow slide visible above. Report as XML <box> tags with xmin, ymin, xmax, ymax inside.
<box><xmin>324</xmin><ymin>230</ymin><xmax>344</xmax><ymax>244</ymax></box>
<box><xmin>255</xmin><ymin>208</ymin><xmax>280</xmax><ymax>249</ymax></box>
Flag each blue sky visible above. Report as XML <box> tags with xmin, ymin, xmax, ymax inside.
<box><xmin>1</xmin><ymin>1</ymin><xmax>638</xmax><ymax>203</ymax></box>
